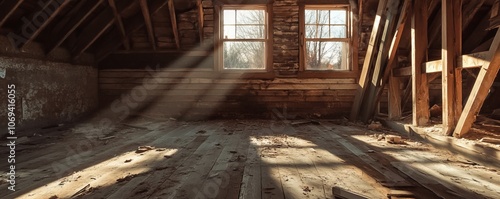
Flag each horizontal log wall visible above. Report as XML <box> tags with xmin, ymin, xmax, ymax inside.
<box><xmin>99</xmin><ymin>70</ymin><xmax>361</xmax><ymax>119</ymax></box>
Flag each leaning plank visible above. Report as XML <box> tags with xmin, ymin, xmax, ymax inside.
<box><xmin>454</xmin><ymin>28</ymin><xmax>500</xmax><ymax>137</ymax></box>
<box><xmin>350</xmin><ymin>0</ymin><xmax>389</xmax><ymax>121</ymax></box>
<box><xmin>168</xmin><ymin>0</ymin><xmax>180</xmax><ymax>49</ymax></box>
<box><xmin>411</xmin><ymin>0</ymin><xmax>430</xmax><ymax>126</ymax></box>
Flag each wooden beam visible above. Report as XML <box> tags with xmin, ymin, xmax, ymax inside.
<box><xmin>453</xmin><ymin>28</ymin><xmax>500</xmax><ymax>137</ymax></box>
<box><xmin>109</xmin><ymin>0</ymin><xmax>131</xmax><ymax>50</ymax></box>
<box><xmin>95</xmin><ymin>0</ymin><xmax>170</xmax><ymax>60</ymax></box>
<box><xmin>463</xmin><ymin>14</ymin><xmax>490</xmax><ymax>53</ymax></box>
<box><xmin>393</xmin><ymin>66</ymin><xmax>412</xmax><ymax>77</ymax></box>
<box><xmin>140</xmin><ymin>0</ymin><xmax>156</xmax><ymax>50</ymax></box>
<box><xmin>23</xmin><ymin>0</ymin><xmax>72</xmax><ymax>47</ymax></box>
<box><xmin>46</xmin><ymin>0</ymin><xmax>104</xmax><ymax>54</ymax></box>
<box><xmin>168</xmin><ymin>0</ymin><xmax>180</xmax><ymax>49</ymax></box>
<box><xmin>388</xmin><ymin>71</ymin><xmax>402</xmax><ymax>119</ymax></box>
<box><xmin>359</xmin><ymin>0</ymin><xmax>401</xmax><ymax>122</ymax></box>
<box><xmin>425</xmin><ymin>51</ymin><xmax>492</xmax><ymax>73</ymax></box>
<box><xmin>462</xmin><ymin>0</ymin><xmax>485</xmax><ymax>29</ymax></box>
<box><xmin>197</xmin><ymin>0</ymin><xmax>204</xmax><ymax>42</ymax></box>
<box><xmin>350</xmin><ymin>0</ymin><xmax>389</xmax><ymax>121</ymax></box>
<box><xmin>71</xmin><ymin>9</ymin><xmax>116</xmax><ymax>58</ymax></box>
<box><xmin>0</xmin><ymin>0</ymin><xmax>25</xmax><ymax>29</ymax></box>
<box><xmin>441</xmin><ymin>0</ymin><xmax>462</xmax><ymax>135</ymax></box>
<box><xmin>411</xmin><ymin>0</ymin><xmax>430</xmax><ymax>126</ymax></box>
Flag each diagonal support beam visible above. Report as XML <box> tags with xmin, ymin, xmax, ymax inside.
<box><xmin>139</xmin><ymin>0</ymin><xmax>156</xmax><ymax>50</ymax></box>
<box><xmin>0</xmin><ymin>0</ymin><xmax>25</xmax><ymax>29</ymax></box>
<box><xmin>454</xmin><ymin>29</ymin><xmax>500</xmax><ymax>138</ymax></box>
<box><xmin>46</xmin><ymin>0</ymin><xmax>104</xmax><ymax>54</ymax></box>
<box><xmin>441</xmin><ymin>0</ymin><xmax>462</xmax><ymax>135</ymax></box>
<box><xmin>110</xmin><ymin>0</ymin><xmax>131</xmax><ymax>50</ymax></box>
<box><xmin>23</xmin><ymin>0</ymin><xmax>72</xmax><ymax>47</ymax></box>
<box><xmin>168</xmin><ymin>0</ymin><xmax>180</xmax><ymax>49</ymax></box>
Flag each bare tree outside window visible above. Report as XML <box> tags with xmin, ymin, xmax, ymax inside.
<box><xmin>222</xmin><ymin>8</ymin><xmax>266</xmax><ymax>70</ymax></box>
<box><xmin>305</xmin><ymin>8</ymin><xmax>349</xmax><ymax>70</ymax></box>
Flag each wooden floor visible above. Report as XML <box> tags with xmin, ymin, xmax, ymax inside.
<box><xmin>1</xmin><ymin>119</ymin><xmax>499</xmax><ymax>199</ymax></box>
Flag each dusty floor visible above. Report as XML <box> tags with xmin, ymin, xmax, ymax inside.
<box><xmin>1</xmin><ymin>118</ymin><xmax>499</xmax><ymax>199</ymax></box>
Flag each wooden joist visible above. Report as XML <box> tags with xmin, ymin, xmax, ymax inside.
<box><xmin>139</xmin><ymin>0</ymin><xmax>156</xmax><ymax>50</ymax></box>
<box><xmin>454</xmin><ymin>28</ymin><xmax>500</xmax><ymax>138</ymax></box>
<box><xmin>23</xmin><ymin>0</ymin><xmax>72</xmax><ymax>48</ymax></box>
<box><xmin>46</xmin><ymin>0</ymin><xmax>104</xmax><ymax>54</ymax></box>
<box><xmin>411</xmin><ymin>0</ymin><xmax>430</xmax><ymax>126</ymax></box>
<box><xmin>425</xmin><ymin>51</ymin><xmax>492</xmax><ymax>73</ymax></box>
<box><xmin>109</xmin><ymin>0</ymin><xmax>131</xmax><ymax>50</ymax></box>
<box><xmin>441</xmin><ymin>0</ymin><xmax>462</xmax><ymax>135</ymax></box>
<box><xmin>350</xmin><ymin>0</ymin><xmax>389</xmax><ymax>121</ymax></box>
<box><xmin>0</xmin><ymin>0</ymin><xmax>25</xmax><ymax>29</ymax></box>
<box><xmin>168</xmin><ymin>0</ymin><xmax>180</xmax><ymax>49</ymax></box>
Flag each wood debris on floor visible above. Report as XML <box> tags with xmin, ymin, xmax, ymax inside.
<box><xmin>0</xmin><ymin>119</ymin><xmax>499</xmax><ymax>199</ymax></box>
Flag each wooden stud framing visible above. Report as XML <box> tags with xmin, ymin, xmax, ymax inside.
<box><xmin>454</xmin><ymin>29</ymin><xmax>500</xmax><ymax>137</ymax></box>
<box><xmin>0</xmin><ymin>0</ymin><xmax>25</xmax><ymax>29</ymax></box>
<box><xmin>46</xmin><ymin>0</ymin><xmax>104</xmax><ymax>54</ymax></box>
<box><xmin>109</xmin><ymin>0</ymin><xmax>131</xmax><ymax>50</ymax></box>
<box><xmin>23</xmin><ymin>0</ymin><xmax>72</xmax><ymax>47</ymax></box>
<box><xmin>441</xmin><ymin>0</ymin><xmax>462</xmax><ymax>135</ymax></box>
<box><xmin>350</xmin><ymin>0</ymin><xmax>388</xmax><ymax>121</ymax></box>
<box><xmin>425</xmin><ymin>51</ymin><xmax>492</xmax><ymax>73</ymax></box>
<box><xmin>197</xmin><ymin>0</ymin><xmax>204</xmax><ymax>43</ymax></box>
<box><xmin>168</xmin><ymin>0</ymin><xmax>181</xmax><ymax>49</ymax></box>
<box><xmin>140</xmin><ymin>0</ymin><xmax>156</xmax><ymax>50</ymax></box>
<box><xmin>411</xmin><ymin>0</ymin><xmax>430</xmax><ymax>126</ymax></box>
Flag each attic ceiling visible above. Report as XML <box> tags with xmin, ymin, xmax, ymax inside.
<box><xmin>0</xmin><ymin>0</ymin><xmax>203</xmax><ymax>62</ymax></box>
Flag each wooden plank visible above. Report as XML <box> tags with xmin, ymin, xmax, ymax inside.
<box><xmin>197</xmin><ymin>0</ymin><xmax>204</xmax><ymax>42</ymax></box>
<box><xmin>168</xmin><ymin>0</ymin><xmax>180</xmax><ymax>49</ymax></box>
<box><xmin>140</xmin><ymin>0</ymin><xmax>156</xmax><ymax>50</ymax></box>
<box><xmin>454</xmin><ymin>29</ymin><xmax>500</xmax><ymax>137</ymax></box>
<box><xmin>441</xmin><ymin>0</ymin><xmax>462</xmax><ymax>135</ymax></box>
<box><xmin>425</xmin><ymin>51</ymin><xmax>492</xmax><ymax>73</ymax></box>
<box><xmin>46</xmin><ymin>0</ymin><xmax>104</xmax><ymax>54</ymax></box>
<box><xmin>388</xmin><ymin>71</ymin><xmax>401</xmax><ymax>119</ymax></box>
<box><xmin>349</xmin><ymin>0</ymin><xmax>389</xmax><ymax>121</ymax></box>
<box><xmin>23</xmin><ymin>0</ymin><xmax>72</xmax><ymax>47</ymax></box>
<box><xmin>109</xmin><ymin>0</ymin><xmax>130</xmax><ymax>50</ymax></box>
<box><xmin>360</xmin><ymin>0</ymin><xmax>402</xmax><ymax>122</ymax></box>
<box><xmin>411</xmin><ymin>0</ymin><xmax>430</xmax><ymax>126</ymax></box>
<box><xmin>0</xmin><ymin>0</ymin><xmax>25</xmax><ymax>29</ymax></box>
<box><xmin>462</xmin><ymin>0</ymin><xmax>486</xmax><ymax>30</ymax></box>
<box><xmin>238</xmin><ymin>136</ymin><xmax>261</xmax><ymax>199</ymax></box>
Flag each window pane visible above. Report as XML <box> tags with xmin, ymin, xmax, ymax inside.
<box><xmin>224</xmin><ymin>10</ymin><xmax>236</xmax><ymax>24</ymax></box>
<box><xmin>223</xmin><ymin>41</ymin><xmax>265</xmax><ymax>69</ymax></box>
<box><xmin>330</xmin><ymin>10</ymin><xmax>346</xmax><ymax>24</ymax></box>
<box><xmin>305</xmin><ymin>10</ymin><xmax>316</xmax><ymax>24</ymax></box>
<box><xmin>330</xmin><ymin>26</ymin><xmax>346</xmax><ymax>38</ymax></box>
<box><xmin>305</xmin><ymin>41</ymin><xmax>349</xmax><ymax>70</ymax></box>
<box><xmin>236</xmin><ymin>25</ymin><xmax>265</xmax><ymax>39</ymax></box>
<box><xmin>236</xmin><ymin>10</ymin><xmax>265</xmax><ymax>24</ymax></box>
<box><xmin>318</xmin><ymin>10</ymin><xmax>330</xmax><ymax>24</ymax></box>
<box><xmin>305</xmin><ymin>25</ymin><xmax>317</xmax><ymax>38</ymax></box>
<box><xmin>223</xmin><ymin>25</ymin><xmax>236</xmax><ymax>39</ymax></box>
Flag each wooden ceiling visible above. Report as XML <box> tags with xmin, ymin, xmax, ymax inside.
<box><xmin>0</xmin><ymin>0</ymin><xmax>203</xmax><ymax>62</ymax></box>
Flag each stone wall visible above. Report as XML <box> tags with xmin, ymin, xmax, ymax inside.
<box><xmin>273</xmin><ymin>0</ymin><xmax>300</xmax><ymax>76</ymax></box>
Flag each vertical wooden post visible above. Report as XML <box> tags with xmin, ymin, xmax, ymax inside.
<box><xmin>442</xmin><ymin>0</ymin><xmax>462</xmax><ymax>135</ymax></box>
<box><xmin>411</xmin><ymin>0</ymin><xmax>430</xmax><ymax>126</ymax></box>
<box><xmin>388</xmin><ymin>71</ymin><xmax>402</xmax><ymax>119</ymax></box>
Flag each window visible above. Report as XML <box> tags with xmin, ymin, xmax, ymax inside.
<box><xmin>303</xmin><ymin>6</ymin><xmax>350</xmax><ymax>70</ymax></box>
<box><xmin>221</xmin><ymin>7</ymin><xmax>267</xmax><ymax>70</ymax></box>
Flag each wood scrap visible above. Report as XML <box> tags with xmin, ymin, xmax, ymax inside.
<box><xmin>480</xmin><ymin>137</ymin><xmax>500</xmax><ymax>144</ymax></box>
<box><xmin>386</xmin><ymin>135</ymin><xmax>405</xmax><ymax>144</ymax></box>
<box><xmin>136</xmin><ymin>146</ymin><xmax>155</xmax><ymax>153</ymax></box>
<box><xmin>291</xmin><ymin>120</ymin><xmax>320</xmax><ymax>126</ymax></box>
<box><xmin>332</xmin><ymin>186</ymin><xmax>369</xmax><ymax>199</ymax></box>
<box><xmin>387</xmin><ymin>189</ymin><xmax>415</xmax><ymax>198</ymax></box>
<box><xmin>98</xmin><ymin>136</ymin><xmax>115</xmax><ymax>141</ymax></box>
<box><xmin>70</xmin><ymin>184</ymin><xmax>90</xmax><ymax>198</ymax></box>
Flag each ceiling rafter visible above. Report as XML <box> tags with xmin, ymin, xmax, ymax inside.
<box><xmin>22</xmin><ymin>0</ymin><xmax>72</xmax><ymax>48</ymax></box>
<box><xmin>95</xmin><ymin>0</ymin><xmax>170</xmax><ymax>60</ymax></box>
<box><xmin>109</xmin><ymin>0</ymin><xmax>131</xmax><ymax>50</ymax></box>
<box><xmin>168</xmin><ymin>0</ymin><xmax>180</xmax><ymax>49</ymax></box>
<box><xmin>46</xmin><ymin>0</ymin><xmax>104</xmax><ymax>54</ymax></box>
<box><xmin>0</xmin><ymin>0</ymin><xmax>25</xmax><ymax>29</ymax></box>
<box><xmin>139</xmin><ymin>0</ymin><xmax>157</xmax><ymax>50</ymax></box>
<box><xmin>71</xmin><ymin>0</ymin><xmax>135</xmax><ymax>58</ymax></box>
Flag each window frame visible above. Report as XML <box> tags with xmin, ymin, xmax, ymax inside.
<box><xmin>216</xmin><ymin>4</ymin><xmax>272</xmax><ymax>72</ymax></box>
<box><xmin>299</xmin><ymin>4</ymin><xmax>358</xmax><ymax>78</ymax></box>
